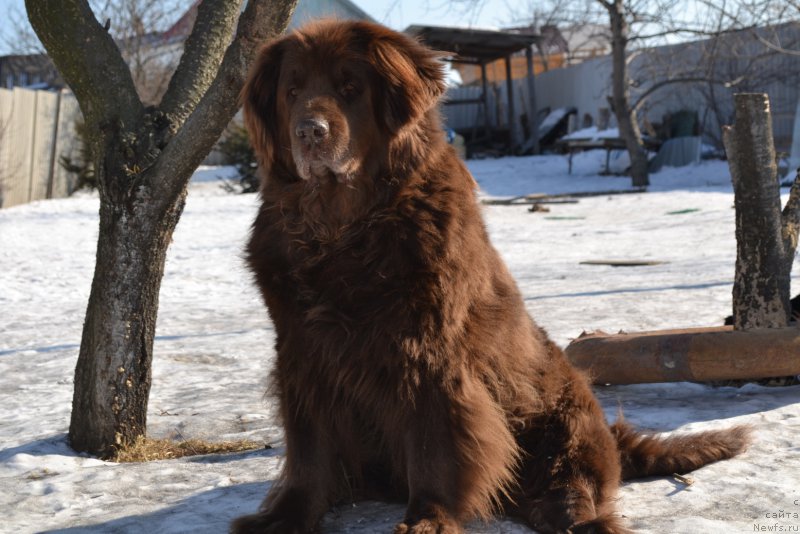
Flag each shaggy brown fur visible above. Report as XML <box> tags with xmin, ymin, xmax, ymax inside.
<box><xmin>232</xmin><ymin>20</ymin><xmax>751</xmax><ymax>534</ymax></box>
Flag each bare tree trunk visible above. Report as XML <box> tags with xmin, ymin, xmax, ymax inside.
<box><xmin>603</xmin><ymin>0</ymin><xmax>649</xmax><ymax>187</ymax></box>
<box><xmin>27</xmin><ymin>0</ymin><xmax>298</xmax><ymax>457</ymax></box>
<box><xmin>723</xmin><ymin>93</ymin><xmax>800</xmax><ymax>330</ymax></box>
<box><xmin>69</xmin><ymin>163</ymin><xmax>188</xmax><ymax>454</ymax></box>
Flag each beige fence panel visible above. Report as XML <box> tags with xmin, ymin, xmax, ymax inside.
<box><xmin>0</xmin><ymin>88</ymin><xmax>14</xmax><ymax>208</ymax></box>
<box><xmin>2</xmin><ymin>88</ymin><xmax>37</xmax><ymax>207</ymax></box>
<box><xmin>0</xmin><ymin>88</ymin><xmax>82</xmax><ymax>209</ymax></box>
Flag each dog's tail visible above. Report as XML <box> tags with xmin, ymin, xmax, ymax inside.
<box><xmin>609</xmin><ymin>418</ymin><xmax>751</xmax><ymax>480</ymax></box>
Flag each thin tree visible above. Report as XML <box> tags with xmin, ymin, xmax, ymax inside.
<box><xmin>508</xmin><ymin>0</ymin><xmax>692</xmax><ymax>187</ymax></box>
<box><xmin>593</xmin><ymin>0</ymin><xmax>712</xmax><ymax>186</ymax></box>
<box><xmin>598</xmin><ymin>0</ymin><xmax>650</xmax><ymax>186</ymax></box>
<box><xmin>509</xmin><ymin>0</ymin><xmax>797</xmax><ymax>187</ymax></box>
<box><xmin>26</xmin><ymin>0</ymin><xmax>298</xmax><ymax>458</ymax></box>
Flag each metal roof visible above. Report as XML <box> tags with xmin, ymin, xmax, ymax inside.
<box><xmin>405</xmin><ymin>25</ymin><xmax>540</xmax><ymax>63</ymax></box>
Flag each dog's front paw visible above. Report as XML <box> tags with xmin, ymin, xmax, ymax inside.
<box><xmin>394</xmin><ymin>517</ymin><xmax>462</xmax><ymax>534</ymax></box>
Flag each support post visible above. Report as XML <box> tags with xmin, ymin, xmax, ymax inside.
<box><xmin>525</xmin><ymin>46</ymin><xmax>539</xmax><ymax>155</ymax></box>
<box><xmin>480</xmin><ymin>62</ymin><xmax>490</xmax><ymax>140</ymax></box>
<box><xmin>505</xmin><ymin>54</ymin><xmax>516</xmax><ymax>152</ymax></box>
<box><xmin>46</xmin><ymin>89</ymin><xmax>63</xmax><ymax>199</ymax></box>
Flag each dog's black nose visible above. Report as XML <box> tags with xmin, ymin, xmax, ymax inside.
<box><xmin>296</xmin><ymin>118</ymin><xmax>330</xmax><ymax>142</ymax></box>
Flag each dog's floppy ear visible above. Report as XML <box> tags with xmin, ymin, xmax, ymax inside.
<box><xmin>241</xmin><ymin>38</ymin><xmax>286</xmax><ymax>169</ymax></box>
<box><xmin>367</xmin><ymin>29</ymin><xmax>447</xmax><ymax>132</ymax></box>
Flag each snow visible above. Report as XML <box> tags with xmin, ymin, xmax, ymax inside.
<box><xmin>535</xmin><ymin>107</ymin><xmax>574</xmax><ymax>139</ymax></box>
<box><xmin>561</xmin><ymin>126</ymin><xmax>621</xmax><ymax>140</ymax></box>
<box><xmin>1</xmin><ymin>156</ymin><xmax>799</xmax><ymax>534</ymax></box>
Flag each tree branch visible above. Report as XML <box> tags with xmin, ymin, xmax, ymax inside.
<box><xmin>755</xmin><ymin>32</ymin><xmax>800</xmax><ymax>57</ymax></box>
<box><xmin>722</xmin><ymin>125</ymin><xmax>736</xmax><ymax>187</ymax></box>
<box><xmin>629</xmin><ymin>28</ymin><xmax>712</xmax><ymax>41</ymax></box>
<box><xmin>632</xmin><ymin>76</ymin><xmax>719</xmax><ymax>113</ymax></box>
<box><xmin>150</xmin><ymin>0</ymin><xmax>299</xmax><ymax>199</ymax></box>
<box><xmin>159</xmin><ymin>0</ymin><xmax>244</xmax><ymax>129</ymax></box>
<box><xmin>25</xmin><ymin>0</ymin><xmax>143</xmax><ymax>131</ymax></box>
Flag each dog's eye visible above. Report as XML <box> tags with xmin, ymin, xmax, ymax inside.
<box><xmin>341</xmin><ymin>81</ymin><xmax>358</xmax><ymax>98</ymax></box>
<box><xmin>288</xmin><ymin>87</ymin><xmax>298</xmax><ymax>99</ymax></box>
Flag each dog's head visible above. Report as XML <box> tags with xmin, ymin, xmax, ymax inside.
<box><xmin>242</xmin><ymin>20</ymin><xmax>447</xmax><ymax>185</ymax></box>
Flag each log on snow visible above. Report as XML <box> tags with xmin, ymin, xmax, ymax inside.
<box><xmin>565</xmin><ymin>326</ymin><xmax>800</xmax><ymax>384</ymax></box>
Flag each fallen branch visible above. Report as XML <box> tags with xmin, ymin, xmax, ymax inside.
<box><xmin>481</xmin><ymin>187</ymin><xmax>646</xmax><ymax>205</ymax></box>
<box><xmin>579</xmin><ymin>260</ymin><xmax>667</xmax><ymax>267</ymax></box>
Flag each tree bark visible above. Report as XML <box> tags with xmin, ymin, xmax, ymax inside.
<box><xmin>603</xmin><ymin>0</ymin><xmax>650</xmax><ymax>187</ymax></box>
<box><xmin>27</xmin><ymin>0</ymin><xmax>298</xmax><ymax>457</ymax></box>
<box><xmin>71</xmin><ymin>179</ymin><xmax>186</xmax><ymax>455</ymax></box>
<box><xmin>723</xmin><ymin>93</ymin><xmax>800</xmax><ymax>330</ymax></box>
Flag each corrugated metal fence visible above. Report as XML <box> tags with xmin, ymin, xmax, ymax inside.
<box><xmin>444</xmin><ymin>27</ymin><xmax>800</xmax><ymax>153</ymax></box>
<box><xmin>445</xmin><ymin>53</ymin><xmax>799</xmax><ymax>153</ymax></box>
<box><xmin>0</xmin><ymin>88</ymin><xmax>81</xmax><ymax>209</ymax></box>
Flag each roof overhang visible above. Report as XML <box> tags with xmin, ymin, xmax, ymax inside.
<box><xmin>405</xmin><ymin>25</ymin><xmax>540</xmax><ymax>63</ymax></box>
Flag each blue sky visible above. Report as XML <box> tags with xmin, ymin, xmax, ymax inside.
<box><xmin>354</xmin><ymin>0</ymin><xmax>517</xmax><ymax>30</ymax></box>
<box><xmin>1</xmin><ymin>0</ymin><xmax>28</xmax><ymax>54</ymax></box>
<box><xmin>0</xmin><ymin>0</ymin><xmax>518</xmax><ymax>55</ymax></box>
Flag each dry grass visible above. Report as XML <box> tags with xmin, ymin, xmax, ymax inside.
<box><xmin>113</xmin><ymin>435</ymin><xmax>263</xmax><ymax>463</ymax></box>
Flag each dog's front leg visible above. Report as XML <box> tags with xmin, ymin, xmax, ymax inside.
<box><xmin>394</xmin><ymin>407</ymin><xmax>464</xmax><ymax>534</ymax></box>
<box><xmin>393</xmin><ymin>384</ymin><xmax>475</xmax><ymax>534</ymax></box>
<box><xmin>231</xmin><ymin>404</ymin><xmax>337</xmax><ymax>533</ymax></box>
<box><xmin>392</xmin><ymin>375</ymin><xmax>518</xmax><ymax>534</ymax></box>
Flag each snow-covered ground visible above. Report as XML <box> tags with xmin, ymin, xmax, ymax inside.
<box><xmin>1</xmin><ymin>153</ymin><xmax>799</xmax><ymax>534</ymax></box>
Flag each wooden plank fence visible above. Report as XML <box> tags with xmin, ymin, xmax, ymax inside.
<box><xmin>0</xmin><ymin>87</ymin><xmax>81</xmax><ymax>209</ymax></box>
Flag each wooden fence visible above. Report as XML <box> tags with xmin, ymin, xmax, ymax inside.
<box><xmin>0</xmin><ymin>87</ymin><xmax>81</xmax><ymax>209</ymax></box>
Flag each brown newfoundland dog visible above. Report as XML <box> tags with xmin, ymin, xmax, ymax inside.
<box><xmin>233</xmin><ymin>20</ymin><xmax>750</xmax><ymax>534</ymax></box>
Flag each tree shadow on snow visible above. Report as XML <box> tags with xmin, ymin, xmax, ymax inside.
<box><xmin>39</xmin><ymin>480</ymin><xmax>273</xmax><ymax>534</ymax></box>
<box><xmin>0</xmin><ymin>328</ymin><xmax>268</xmax><ymax>357</ymax></box>
<box><xmin>0</xmin><ymin>434</ymin><xmax>73</xmax><ymax>462</ymax></box>
<box><xmin>38</xmin><ymin>479</ymin><xmax>407</xmax><ymax>534</ymax></box>
<box><xmin>596</xmin><ymin>381</ymin><xmax>800</xmax><ymax>428</ymax></box>
<box><xmin>523</xmin><ymin>280</ymin><xmax>731</xmax><ymax>301</ymax></box>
